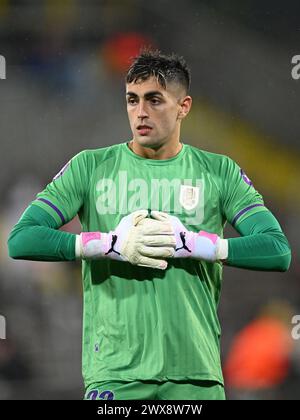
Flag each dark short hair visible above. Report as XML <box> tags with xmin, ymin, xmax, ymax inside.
<box><xmin>126</xmin><ymin>49</ymin><xmax>191</xmax><ymax>93</ymax></box>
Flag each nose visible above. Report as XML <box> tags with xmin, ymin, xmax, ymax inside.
<box><xmin>137</xmin><ymin>100</ymin><xmax>149</xmax><ymax>119</ymax></box>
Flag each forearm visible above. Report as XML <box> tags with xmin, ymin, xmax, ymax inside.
<box><xmin>151</xmin><ymin>209</ymin><xmax>291</xmax><ymax>272</ymax></box>
<box><xmin>226</xmin><ymin>211</ymin><xmax>291</xmax><ymax>271</ymax></box>
<box><xmin>227</xmin><ymin>232</ymin><xmax>291</xmax><ymax>271</ymax></box>
<box><xmin>7</xmin><ymin>205</ymin><xmax>76</xmax><ymax>261</ymax></box>
<box><xmin>7</xmin><ymin>206</ymin><xmax>176</xmax><ymax>270</ymax></box>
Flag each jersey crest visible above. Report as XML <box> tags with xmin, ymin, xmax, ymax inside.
<box><xmin>179</xmin><ymin>185</ymin><xmax>200</xmax><ymax>211</ymax></box>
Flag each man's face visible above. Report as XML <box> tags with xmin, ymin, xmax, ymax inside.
<box><xmin>126</xmin><ymin>76</ymin><xmax>191</xmax><ymax>149</ymax></box>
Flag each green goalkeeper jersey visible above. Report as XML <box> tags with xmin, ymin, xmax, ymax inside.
<box><xmin>33</xmin><ymin>142</ymin><xmax>266</xmax><ymax>387</ymax></box>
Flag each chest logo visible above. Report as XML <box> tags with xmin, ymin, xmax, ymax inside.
<box><xmin>179</xmin><ymin>185</ymin><xmax>200</xmax><ymax>211</ymax></box>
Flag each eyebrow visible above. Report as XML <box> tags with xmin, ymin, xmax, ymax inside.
<box><xmin>126</xmin><ymin>91</ymin><xmax>164</xmax><ymax>98</ymax></box>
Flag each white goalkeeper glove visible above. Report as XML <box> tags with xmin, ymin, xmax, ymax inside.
<box><xmin>76</xmin><ymin>210</ymin><xmax>176</xmax><ymax>269</ymax></box>
<box><xmin>151</xmin><ymin>210</ymin><xmax>228</xmax><ymax>262</ymax></box>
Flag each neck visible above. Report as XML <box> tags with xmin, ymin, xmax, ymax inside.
<box><xmin>128</xmin><ymin>140</ymin><xmax>183</xmax><ymax>160</ymax></box>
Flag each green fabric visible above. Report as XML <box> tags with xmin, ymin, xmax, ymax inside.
<box><xmin>7</xmin><ymin>142</ymin><xmax>280</xmax><ymax>389</ymax></box>
<box><xmin>227</xmin><ymin>211</ymin><xmax>291</xmax><ymax>271</ymax></box>
<box><xmin>7</xmin><ymin>204</ymin><xmax>76</xmax><ymax>261</ymax></box>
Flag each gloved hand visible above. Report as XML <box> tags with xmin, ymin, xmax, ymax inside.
<box><xmin>76</xmin><ymin>210</ymin><xmax>176</xmax><ymax>269</ymax></box>
<box><xmin>151</xmin><ymin>210</ymin><xmax>228</xmax><ymax>262</ymax></box>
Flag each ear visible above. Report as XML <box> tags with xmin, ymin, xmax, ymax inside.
<box><xmin>177</xmin><ymin>96</ymin><xmax>192</xmax><ymax>120</ymax></box>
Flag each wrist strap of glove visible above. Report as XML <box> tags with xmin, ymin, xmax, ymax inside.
<box><xmin>193</xmin><ymin>231</ymin><xmax>228</xmax><ymax>262</ymax></box>
<box><xmin>216</xmin><ymin>238</ymin><xmax>228</xmax><ymax>261</ymax></box>
<box><xmin>76</xmin><ymin>232</ymin><xmax>109</xmax><ymax>260</ymax></box>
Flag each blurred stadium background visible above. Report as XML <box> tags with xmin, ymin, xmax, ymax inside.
<box><xmin>0</xmin><ymin>0</ymin><xmax>299</xmax><ymax>399</ymax></box>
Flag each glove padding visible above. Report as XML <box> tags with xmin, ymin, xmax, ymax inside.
<box><xmin>151</xmin><ymin>210</ymin><xmax>221</xmax><ymax>262</ymax></box>
<box><xmin>78</xmin><ymin>210</ymin><xmax>176</xmax><ymax>269</ymax></box>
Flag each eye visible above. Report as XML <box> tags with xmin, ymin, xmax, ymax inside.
<box><xmin>150</xmin><ymin>97</ymin><xmax>161</xmax><ymax>105</ymax></box>
<box><xmin>127</xmin><ymin>97</ymin><xmax>137</xmax><ymax>105</ymax></box>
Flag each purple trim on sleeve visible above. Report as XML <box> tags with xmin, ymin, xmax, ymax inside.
<box><xmin>232</xmin><ymin>204</ymin><xmax>264</xmax><ymax>226</ymax></box>
<box><xmin>240</xmin><ymin>168</ymin><xmax>253</xmax><ymax>186</ymax></box>
<box><xmin>37</xmin><ymin>198</ymin><xmax>66</xmax><ymax>224</ymax></box>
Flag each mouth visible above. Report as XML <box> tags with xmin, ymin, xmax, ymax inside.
<box><xmin>136</xmin><ymin>125</ymin><xmax>152</xmax><ymax>136</ymax></box>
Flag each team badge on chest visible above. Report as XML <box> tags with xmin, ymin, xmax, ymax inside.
<box><xmin>179</xmin><ymin>185</ymin><xmax>200</xmax><ymax>211</ymax></box>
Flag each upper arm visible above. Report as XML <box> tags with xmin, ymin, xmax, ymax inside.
<box><xmin>32</xmin><ymin>151</ymin><xmax>89</xmax><ymax>227</ymax></box>
<box><xmin>221</xmin><ymin>157</ymin><xmax>267</xmax><ymax>226</ymax></box>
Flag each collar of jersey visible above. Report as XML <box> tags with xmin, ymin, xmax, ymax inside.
<box><xmin>123</xmin><ymin>141</ymin><xmax>187</xmax><ymax>165</ymax></box>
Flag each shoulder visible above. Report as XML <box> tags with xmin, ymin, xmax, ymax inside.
<box><xmin>72</xmin><ymin>143</ymin><xmax>124</xmax><ymax>166</ymax></box>
<box><xmin>185</xmin><ymin>144</ymin><xmax>234</xmax><ymax>171</ymax></box>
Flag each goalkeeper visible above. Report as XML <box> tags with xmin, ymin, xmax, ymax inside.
<box><xmin>7</xmin><ymin>50</ymin><xmax>291</xmax><ymax>400</ymax></box>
